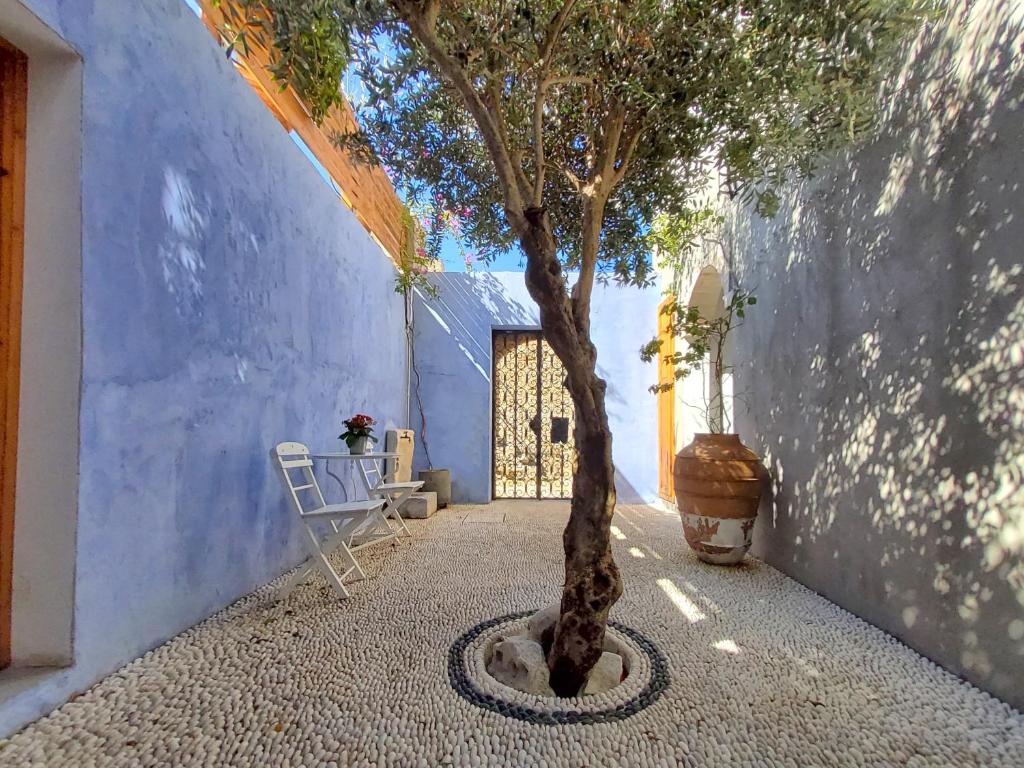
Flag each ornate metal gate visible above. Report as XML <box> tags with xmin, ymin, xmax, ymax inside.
<box><xmin>492</xmin><ymin>331</ymin><xmax>576</xmax><ymax>499</ymax></box>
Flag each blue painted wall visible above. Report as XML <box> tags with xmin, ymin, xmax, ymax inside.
<box><xmin>4</xmin><ymin>0</ymin><xmax>407</xmax><ymax>731</ymax></box>
<box><xmin>411</xmin><ymin>273</ymin><xmax>660</xmax><ymax>504</ymax></box>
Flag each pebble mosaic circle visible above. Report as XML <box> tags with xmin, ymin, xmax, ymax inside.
<box><xmin>448</xmin><ymin>610</ymin><xmax>670</xmax><ymax>725</ymax></box>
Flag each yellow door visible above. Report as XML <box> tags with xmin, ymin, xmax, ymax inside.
<box><xmin>657</xmin><ymin>297</ymin><xmax>676</xmax><ymax>502</ymax></box>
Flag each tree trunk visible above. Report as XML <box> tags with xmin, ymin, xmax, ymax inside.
<box><xmin>549</xmin><ymin>381</ymin><xmax>621</xmax><ymax>696</ymax></box>
<box><xmin>519</xmin><ymin>209</ymin><xmax>623</xmax><ymax>697</ymax></box>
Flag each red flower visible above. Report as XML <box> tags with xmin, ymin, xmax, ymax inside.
<box><xmin>348</xmin><ymin>414</ymin><xmax>375</xmax><ymax>428</ymax></box>
<box><xmin>339</xmin><ymin>413</ymin><xmax>378</xmax><ymax>443</ymax></box>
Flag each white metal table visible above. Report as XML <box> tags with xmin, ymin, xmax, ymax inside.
<box><xmin>310</xmin><ymin>451</ymin><xmax>404</xmax><ymax>546</ymax></box>
<box><xmin>309</xmin><ymin>451</ymin><xmax>400</xmax><ymax>503</ymax></box>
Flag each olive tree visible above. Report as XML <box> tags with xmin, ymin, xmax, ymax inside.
<box><xmin>217</xmin><ymin>0</ymin><xmax>928</xmax><ymax>695</ymax></box>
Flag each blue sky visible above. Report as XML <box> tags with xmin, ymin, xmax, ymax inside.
<box><xmin>437</xmin><ymin>234</ymin><xmax>526</xmax><ymax>272</ymax></box>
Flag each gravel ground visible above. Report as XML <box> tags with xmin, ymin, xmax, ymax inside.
<box><xmin>2</xmin><ymin>501</ymin><xmax>1022</xmax><ymax>767</ymax></box>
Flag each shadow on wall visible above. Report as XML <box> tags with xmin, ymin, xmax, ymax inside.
<box><xmin>729</xmin><ymin>1</ymin><xmax>1023</xmax><ymax>707</ymax></box>
<box><xmin>416</xmin><ymin>272</ymin><xmax>536</xmax><ymax>379</ymax></box>
<box><xmin>411</xmin><ymin>273</ymin><xmax>535</xmax><ymax>502</ymax></box>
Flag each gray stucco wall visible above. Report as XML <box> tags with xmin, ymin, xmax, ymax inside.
<box><xmin>411</xmin><ymin>273</ymin><xmax>660</xmax><ymax>504</ymax></box>
<box><xmin>673</xmin><ymin>2</ymin><xmax>1023</xmax><ymax>708</ymax></box>
<box><xmin>2</xmin><ymin>0</ymin><xmax>407</xmax><ymax>733</ymax></box>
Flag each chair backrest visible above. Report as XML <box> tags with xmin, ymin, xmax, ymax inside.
<box><xmin>272</xmin><ymin>441</ymin><xmax>327</xmax><ymax>516</ymax></box>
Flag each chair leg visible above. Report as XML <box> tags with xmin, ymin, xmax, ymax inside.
<box><xmin>369</xmin><ymin>498</ymin><xmax>397</xmax><ymax>536</ymax></box>
<box><xmin>278</xmin><ymin>560</ymin><xmax>315</xmax><ymax>600</ymax></box>
<box><xmin>300</xmin><ymin>524</ymin><xmax>351</xmax><ymax>599</ymax></box>
<box><xmin>310</xmin><ymin>548</ymin><xmax>351</xmax><ymax>599</ymax></box>
<box><xmin>349</xmin><ymin>512</ymin><xmax>389</xmax><ymax>542</ymax></box>
<box><xmin>372</xmin><ymin>507</ymin><xmax>397</xmax><ymax>540</ymax></box>
<box><xmin>322</xmin><ymin>527</ymin><xmax>367</xmax><ymax>582</ymax></box>
<box><xmin>350</xmin><ymin>506</ymin><xmax>399</xmax><ymax>549</ymax></box>
<box><xmin>384</xmin><ymin>489</ymin><xmax>414</xmax><ymax>537</ymax></box>
<box><xmin>337</xmin><ymin>539</ymin><xmax>366</xmax><ymax>582</ymax></box>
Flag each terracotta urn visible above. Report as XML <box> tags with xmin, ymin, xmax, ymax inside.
<box><xmin>674</xmin><ymin>433</ymin><xmax>764</xmax><ymax>565</ymax></box>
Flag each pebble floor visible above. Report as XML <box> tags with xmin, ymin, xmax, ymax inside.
<box><xmin>3</xmin><ymin>501</ymin><xmax>1023</xmax><ymax>767</ymax></box>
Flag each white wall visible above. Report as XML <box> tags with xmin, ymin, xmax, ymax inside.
<box><xmin>669</xmin><ymin>1</ymin><xmax>1024</xmax><ymax>709</ymax></box>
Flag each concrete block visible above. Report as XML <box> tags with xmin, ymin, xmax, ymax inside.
<box><xmin>403</xmin><ymin>492</ymin><xmax>437</xmax><ymax>519</ymax></box>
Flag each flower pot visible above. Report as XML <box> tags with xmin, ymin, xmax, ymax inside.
<box><xmin>346</xmin><ymin>435</ymin><xmax>370</xmax><ymax>455</ymax></box>
<box><xmin>418</xmin><ymin>468</ymin><xmax>451</xmax><ymax>508</ymax></box>
<box><xmin>674</xmin><ymin>433</ymin><xmax>764</xmax><ymax>565</ymax></box>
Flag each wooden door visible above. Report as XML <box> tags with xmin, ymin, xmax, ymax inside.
<box><xmin>657</xmin><ymin>297</ymin><xmax>676</xmax><ymax>502</ymax></box>
<box><xmin>0</xmin><ymin>37</ymin><xmax>27</xmax><ymax>669</ymax></box>
<box><xmin>492</xmin><ymin>331</ymin><xmax>575</xmax><ymax>499</ymax></box>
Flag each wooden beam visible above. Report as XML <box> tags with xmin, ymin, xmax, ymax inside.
<box><xmin>199</xmin><ymin>1</ymin><xmax>408</xmax><ymax>263</ymax></box>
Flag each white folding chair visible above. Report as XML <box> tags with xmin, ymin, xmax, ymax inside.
<box><xmin>356</xmin><ymin>457</ymin><xmax>423</xmax><ymax>537</ymax></box>
<box><xmin>272</xmin><ymin>442</ymin><xmax>392</xmax><ymax>600</ymax></box>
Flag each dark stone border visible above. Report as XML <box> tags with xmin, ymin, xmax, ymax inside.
<box><xmin>447</xmin><ymin>610</ymin><xmax>670</xmax><ymax>725</ymax></box>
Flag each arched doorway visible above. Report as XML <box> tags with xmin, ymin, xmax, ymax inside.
<box><xmin>676</xmin><ymin>267</ymin><xmax>733</xmax><ymax>450</ymax></box>
<box><xmin>657</xmin><ymin>267</ymin><xmax>733</xmax><ymax>502</ymax></box>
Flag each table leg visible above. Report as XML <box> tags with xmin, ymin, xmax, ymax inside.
<box><xmin>323</xmin><ymin>458</ymin><xmax>350</xmax><ymax>502</ymax></box>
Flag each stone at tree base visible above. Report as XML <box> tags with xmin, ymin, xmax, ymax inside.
<box><xmin>583</xmin><ymin>651</ymin><xmax>624</xmax><ymax>695</ymax></box>
<box><xmin>403</xmin><ymin>491</ymin><xmax>437</xmax><ymax>519</ymax></box>
<box><xmin>487</xmin><ymin>636</ymin><xmax>554</xmax><ymax>696</ymax></box>
<box><xmin>527</xmin><ymin>604</ymin><xmax>561</xmax><ymax>642</ymax></box>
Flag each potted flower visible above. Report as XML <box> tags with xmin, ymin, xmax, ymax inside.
<box><xmin>339</xmin><ymin>414</ymin><xmax>378</xmax><ymax>455</ymax></box>
<box><xmin>643</xmin><ymin>289</ymin><xmax>766</xmax><ymax>565</ymax></box>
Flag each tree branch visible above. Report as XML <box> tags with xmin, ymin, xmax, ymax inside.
<box><xmin>553</xmin><ymin>160</ymin><xmax>584</xmax><ymax>193</ymax></box>
<box><xmin>571</xmin><ymin>194</ymin><xmax>607</xmax><ymax>339</ymax></box>
<box><xmin>589</xmin><ymin>105</ymin><xmax>626</xmax><ymax>195</ymax></box>
<box><xmin>485</xmin><ymin>78</ymin><xmax>532</xmax><ymax>200</ymax></box>
<box><xmin>532</xmin><ymin>82</ymin><xmax>547</xmax><ymax>207</ymax></box>
<box><xmin>395</xmin><ymin>0</ymin><xmax>528</xmax><ymax>231</ymax></box>
<box><xmin>612</xmin><ymin>121</ymin><xmax>644</xmax><ymax>185</ymax></box>
<box><xmin>571</xmin><ymin>103</ymin><xmax>626</xmax><ymax>335</ymax></box>
<box><xmin>531</xmin><ymin>0</ymin><xmax>578</xmax><ymax>207</ymax></box>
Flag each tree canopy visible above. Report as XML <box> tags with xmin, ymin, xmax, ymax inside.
<box><xmin>217</xmin><ymin>0</ymin><xmax>929</xmax><ymax>286</ymax></box>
